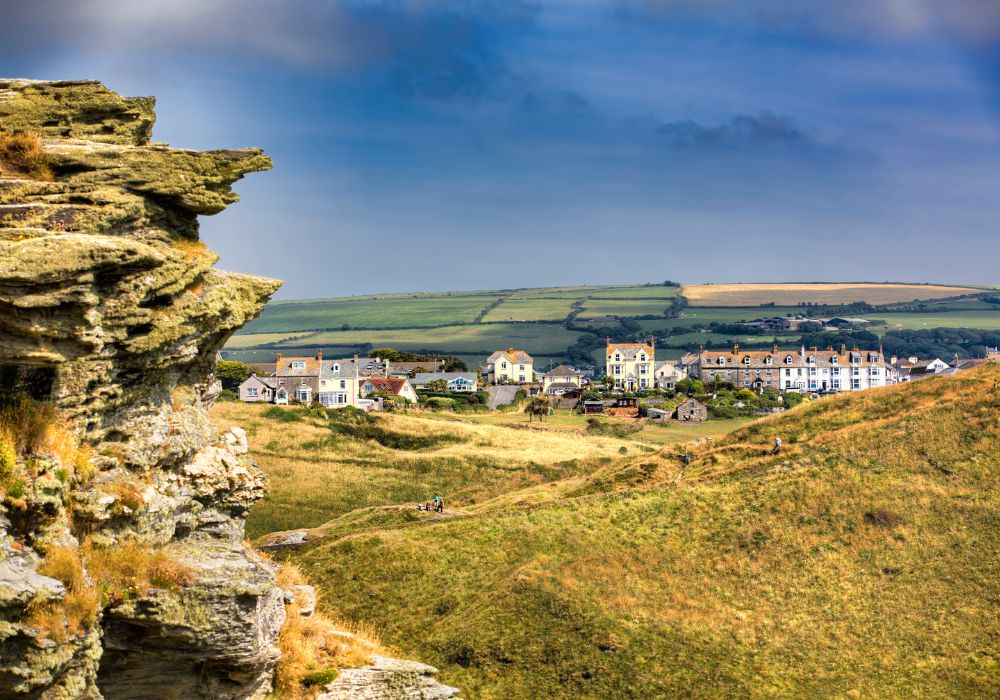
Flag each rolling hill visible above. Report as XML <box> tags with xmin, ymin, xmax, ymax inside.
<box><xmin>239</xmin><ymin>365</ymin><xmax>1000</xmax><ymax>698</ymax></box>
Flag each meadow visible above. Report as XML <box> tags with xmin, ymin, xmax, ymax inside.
<box><xmin>681</xmin><ymin>282</ymin><xmax>976</xmax><ymax>306</ymax></box>
<box><xmin>249</xmin><ymin>365</ymin><xmax>1000</xmax><ymax>699</ymax></box>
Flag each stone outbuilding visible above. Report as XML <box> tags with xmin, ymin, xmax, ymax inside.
<box><xmin>675</xmin><ymin>398</ymin><xmax>708</xmax><ymax>422</ymax></box>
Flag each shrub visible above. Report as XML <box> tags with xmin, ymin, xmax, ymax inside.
<box><xmin>216</xmin><ymin>389</ymin><xmax>238</xmax><ymax>402</ymax></box>
<box><xmin>0</xmin><ymin>132</ymin><xmax>53</xmax><ymax>180</ymax></box>
<box><xmin>83</xmin><ymin>541</ymin><xmax>194</xmax><ymax>605</ymax></box>
<box><xmin>263</xmin><ymin>406</ymin><xmax>304</xmax><ymax>423</ymax></box>
<box><xmin>28</xmin><ymin>546</ymin><xmax>100</xmax><ymax>643</ymax></box>
<box><xmin>585</xmin><ymin>417</ymin><xmax>642</xmax><ymax>438</ymax></box>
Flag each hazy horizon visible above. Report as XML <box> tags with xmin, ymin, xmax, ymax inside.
<box><xmin>3</xmin><ymin>1</ymin><xmax>999</xmax><ymax>298</ymax></box>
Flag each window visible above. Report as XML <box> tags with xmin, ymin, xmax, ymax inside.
<box><xmin>247</xmin><ymin>388</ymin><xmax>258</xmax><ymax>397</ymax></box>
<box><xmin>639</xmin><ymin>354</ymin><xmax>645</xmax><ymax>361</ymax></box>
<box><xmin>615</xmin><ymin>379</ymin><xmax>623</xmax><ymax>388</ymax></box>
<box><xmin>291</xmin><ymin>361</ymin><xmax>305</xmax><ymax>371</ymax></box>
<box><xmin>278</xmin><ymin>378</ymin><xmax>285</xmax><ymax>386</ymax></box>
<box><xmin>832</xmin><ymin>380</ymin><xmax>840</xmax><ymax>389</ymax></box>
<box><xmin>809</xmin><ymin>368</ymin><xmax>817</xmax><ymax>376</ymax></box>
<box><xmin>743</xmin><ymin>357</ymin><xmax>750</xmax><ymax>365</ymax></box>
<box><xmin>785</xmin><ymin>356</ymin><xmax>793</xmax><ymax>364</ymax></box>
<box><xmin>501</xmin><ymin>362</ymin><xmax>507</xmax><ymax>369</ymax></box>
<box><xmin>832</xmin><ymin>367</ymin><xmax>840</xmax><ymax>376</ymax></box>
<box><xmin>336</xmin><ymin>393</ymin><xmax>347</xmax><ymax>404</ymax></box>
<box><xmin>807</xmin><ymin>355</ymin><xmax>815</xmax><ymax>365</ymax></box>
<box><xmin>852</xmin><ymin>379</ymin><xmax>861</xmax><ymax>389</ymax></box>
<box><xmin>615</xmin><ymin>354</ymin><xmax>621</xmax><ymax>362</ymax></box>
<box><xmin>785</xmin><ymin>368</ymin><xmax>791</xmax><ymax>376</ymax></box>
<box><xmin>340</xmin><ymin>380</ymin><xmax>346</xmax><ymax>389</ymax></box>
<box><xmin>333</xmin><ymin>363</ymin><xmax>340</xmax><ymax>372</ymax></box>
<box><xmin>718</xmin><ymin>357</ymin><xmax>725</xmax><ymax>365</ymax></box>
<box><xmin>519</xmin><ymin>375</ymin><xmax>526</xmax><ymax>382</ymax></box>
<box><xmin>639</xmin><ymin>365</ymin><xmax>647</xmax><ymax>374</ymax></box>
<box><xmin>519</xmin><ymin>365</ymin><xmax>525</xmax><ymax>370</ymax></box>
<box><xmin>765</xmin><ymin>357</ymin><xmax>772</xmax><ymax>365</ymax></box>
<box><xmin>639</xmin><ymin>378</ymin><xmax>647</xmax><ymax>388</ymax></box>
<box><xmin>614</xmin><ymin>366</ymin><xmax>622</xmax><ymax>375</ymax></box>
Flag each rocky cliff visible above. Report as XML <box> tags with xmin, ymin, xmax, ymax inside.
<box><xmin>0</xmin><ymin>80</ymin><xmax>284</xmax><ymax>698</ymax></box>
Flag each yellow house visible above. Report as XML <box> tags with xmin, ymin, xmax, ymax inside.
<box><xmin>486</xmin><ymin>348</ymin><xmax>534</xmax><ymax>384</ymax></box>
<box><xmin>317</xmin><ymin>359</ymin><xmax>361</xmax><ymax>408</ymax></box>
<box><xmin>606</xmin><ymin>338</ymin><xmax>655</xmax><ymax>391</ymax></box>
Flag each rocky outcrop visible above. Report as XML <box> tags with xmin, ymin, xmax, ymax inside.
<box><xmin>318</xmin><ymin>656</ymin><xmax>462</xmax><ymax>700</ymax></box>
<box><xmin>0</xmin><ymin>80</ymin><xmax>283</xmax><ymax>697</ymax></box>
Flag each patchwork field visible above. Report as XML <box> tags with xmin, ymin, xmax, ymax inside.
<box><xmin>236</xmin><ymin>365</ymin><xmax>1000</xmax><ymax>699</ymax></box>
<box><xmin>681</xmin><ymin>282</ymin><xmax>976</xmax><ymax>306</ymax></box>
<box><xmin>225</xmin><ymin>282</ymin><xmax>998</xmax><ymax>368</ymax></box>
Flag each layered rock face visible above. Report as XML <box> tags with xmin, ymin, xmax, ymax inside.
<box><xmin>0</xmin><ymin>80</ymin><xmax>283</xmax><ymax>697</ymax></box>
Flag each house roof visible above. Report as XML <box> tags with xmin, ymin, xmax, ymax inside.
<box><xmin>320</xmin><ymin>360</ymin><xmax>358</xmax><ymax>378</ymax></box>
<box><xmin>248</xmin><ymin>362</ymin><xmax>276</xmax><ymax>376</ymax></box>
<box><xmin>488</xmin><ymin>348</ymin><xmax>533</xmax><ymax>364</ymax></box>
<box><xmin>543</xmin><ymin>364</ymin><xmax>582</xmax><ymax>378</ymax></box>
<box><xmin>362</xmin><ymin>377</ymin><xmax>411</xmax><ymax>395</ymax></box>
<box><xmin>699</xmin><ymin>346</ymin><xmax>889</xmax><ymax>368</ymax></box>
<box><xmin>606</xmin><ymin>340</ymin><xmax>654</xmax><ymax>359</ymax></box>
<box><xmin>408</xmin><ymin>372</ymin><xmax>477</xmax><ymax>385</ymax></box>
<box><xmin>275</xmin><ymin>355</ymin><xmax>322</xmax><ymax>376</ymax></box>
<box><xmin>242</xmin><ymin>375</ymin><xmax>276</xmax><ymax>389</ymax></box>
<box><xmin>391</xmin><ymin>361</ymin><xmax>444</xmax><ymax>372</ymax></box>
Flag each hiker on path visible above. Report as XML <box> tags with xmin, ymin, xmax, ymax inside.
<box><xmin>772</xmin><ymin>437</ymin><xmax>782</xmax><ymax>454</ymax></box>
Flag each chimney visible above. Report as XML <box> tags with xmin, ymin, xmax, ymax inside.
<box><xmin>316</xmin><ymin>349</ymin><xmax>322</xmax><ymax>361</ymax></box>
<box><xmin>276</xmin><ymin>352</ymin><xmax>282</xmax><ymax>362</ymax></box>
<box><xmin>953</xmin><ymin>353</ymin><xmax>959</xmax><ymax>367</ymax></box>
<box><xmin>732</xmin><ymin>343</ymin><xmax>739</xmax><ymax>355</ymax></box>
<box><xmin>840</xmin><ymin>343</ymin><xmax>847</xmax><ymax>354</ymax></box>
<box><xmin>353</xmin><ymin>354</ymin><xmax>359</xmax><ymax>363</ymax></box>
<box><xmin>773</xmin><ymin>341</ymin><xmax>779</xmax><ymax>353</ymax></box>
<box><xmin>890</xmin><ymin>355</ymin><xmax>898</xmax><ymax>365</ymax></box>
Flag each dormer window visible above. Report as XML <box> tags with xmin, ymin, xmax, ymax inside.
<box><xmin>639</xmin><ymin>354</ymin><xmax>645</xmax><ymax>361</ymax></box>
<box><xmin>785</xmin><ymin>355</ymin><xmax>793</xmax><ymax>364</ymax></box>
<box><xmin>717</xmin><ymin>357</ymin><xmax>725</xmax><ymax>365</ymax></box>
<box><xmin>291</xmin><ymin>361</ymin><xmax>305</xmax><ymax>371</ymax></box>
<box><xmin>807</xmin><ymin>355</ymin><xmax>815</xmax><ymax>365</ymax></box>
<box><xmin>831</xmin><ymin>356</ymin><xmax>839</xmax><ymax>364</ymax></box>
<box><xmin>870</xmin><ymin>354</ymin><xmax>879</xmax><ymax>363</ymax></box>
<box><xmin>742</xmin><ymin>356</ymin><xmax>750</xmax><ymax>365</ymax></box>
<box><xmin>333</xmin><ymin>363</ymin><xmax>340</xmax><ymax>372</ymax></box>
<box><xmin>765</xmin><ymin>356</ymin><xmax>772</xmax><ymax>365</ymax></box>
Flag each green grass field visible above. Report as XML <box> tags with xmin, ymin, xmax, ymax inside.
<box><xmin>236</xmin><ymin>366</ymin><xmax>1000</xmax><ymax>699</ymax></box>
<box><xmin>481</xmin><ymin>297</ymin><xmax>575</xmax><ymax>322</ymax></box>
<box><xmin>272</xmin><ymin>323</ymin><xmax>585</xmax><ymax>354</ymax></box>
<box><xmin>868</xmin><ymin>310</ymin><xmax>1000</xmax><ymax>331</ymax></box>
<box><xmin>578</xmin><ymin>298</ymin><xmax>676</xmax><ymax>318</ymax></box>
<box><xmin>242</xmin><ymin>295</ymin><xmax>498</xmax><ymax>333</ymax></box>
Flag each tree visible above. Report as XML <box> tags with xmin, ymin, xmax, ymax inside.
<box><xmin>215</xmin><ymin>360</ymin><xmax>250</xmax><ymax>391</ymax></box>
<box><xmin>427</xmin><ymin>379</ymin><xmax>448</xmax><ymax>392</ymax></box>
<box><xmin>526</xmin><ymin>397</ymin><xmax>549</xmax><ymax>422</ymax></box>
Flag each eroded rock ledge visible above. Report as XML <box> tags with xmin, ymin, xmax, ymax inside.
<box><xmin>0</xmin><ymin>79</ymin><xmax>283</xmax><ymax>698</ymax></box>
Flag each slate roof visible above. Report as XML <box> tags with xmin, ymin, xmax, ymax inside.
<box><xmin>275</xmin><ymin>354</ymin><xmax>322</xmax><ymax>376</ymax></box>
<box><xmin>320</xmin><ymin>360</ymin><xmax>358</xmax><ymax>378</ymax></box>
<box><xmin>543</xmin><ymin>365</ymin><xmax>582</xmax><ymax>378</ymax></box>
<box><xmin>606</xmin><ymin>339</ymin><xmax>654</xmax><ymax>360</ymax></box>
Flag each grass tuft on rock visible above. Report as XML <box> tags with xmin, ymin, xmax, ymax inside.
<box><xmin>0</xmin><ymin>132</ymin><xmax>53</xmax><ymax>180</ymax></box>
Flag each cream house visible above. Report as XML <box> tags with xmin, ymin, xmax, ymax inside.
<box><xmin>540</xmin><ymin>365</ymin><xmax>584</xmax><ymax>394</ymax></box>
<box><xmin>486</xmin><ymin>348</ymin><xmax>534</xmax><ymax>384</ymax></box>
<box><xmin>653</xmin><ymin>360</ymin><xmax>685</xmax><ymax>390</ymax></box>
<box><xmin>606</xmin><ymin>339</ymin><xmax>655</xmax><ymax>391</ymax></box>
<box><xmin>317</xmin><ymin>359</ymin><xmax>360</xmax><ymax>408</ymax></box>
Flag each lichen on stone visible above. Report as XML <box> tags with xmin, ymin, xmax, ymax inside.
<box><xmin>0</xmin><ymin>79</ymin><xmax>283</xmax><ymax>698</ymax></box>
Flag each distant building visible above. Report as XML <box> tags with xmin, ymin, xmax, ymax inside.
<box><xmin>274</xmin><ymin>351</ymin><xmax>324</xmax><ymax>404</ymax></box>
<box><xmin>317</xmin><ymin>359</ymin><xmax>360</xmax><ymax>408</ymax></box>
<box><xmin>653</xmin><ymin>360</ymin><xmax>685</xmax><ymax>390</ymax></box>
<box><xmin>905</xmin><ymin>357</ymin><xmax>951</xmax><ymax>378</ymax></box>
<box><xmin>409</xmin><ymin>372</ymin><xmax>478</xmax><ymax>392</ymax></box>
<box><xmin>540</xmin><ymin>365</ymin><xmax>584</xmax><ymax>394</ymax></box>
<box><xmin>238</xmin><ymin>374</ymin><xmax>276</xmax><ymax>402</ymax></box>
<box><xmin>675</xmin><ymin>398</ymin><xmax>708</xmax><ymax>422</ymax></box>
<box><xmin>606</xmin><ymin>338</ymin><xmax>655</xmax><ymax>391</ymax></box>
<box><xmin>360</xmin><ymin>377</ymin><xmax>418</xmax><ymax>403</ymax></box>
<box><xmin>694</xmin><ymin>343</ymin><xmax>898</xmax><ymax>393</ymax></box>
<box><xmin>485</xmin><ymin>348</ymin><xmax>534</xmax><ymax>384</ymax></box>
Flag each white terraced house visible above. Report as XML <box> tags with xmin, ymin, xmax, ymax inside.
<box><xmin>606</xmin><ymin>338</ymin><xmax>655</xmax><ymax>391</ymax></box>
<box><xmin>317</xmin><ymin>359</ymin><xmax>360</xmax><ymax>408</ymax></box>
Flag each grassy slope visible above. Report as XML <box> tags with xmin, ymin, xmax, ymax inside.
<box><xmin>273</xmin><ymin>366</ymin><xmax>1000</xmax><ymax>698</ymax></box>
<box><xmin>682</xmin><ymin>283</ymin><xmax>978</xmax><ymax>307</ymax></box>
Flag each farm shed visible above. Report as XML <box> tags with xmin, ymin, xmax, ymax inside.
<box><xmin>675</xmin><ymin>398</ymin><xmax>708</xmax><ymax>422</ymax></box>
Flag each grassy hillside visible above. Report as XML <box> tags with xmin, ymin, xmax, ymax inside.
<box><xmin>248</xmin><ymin>366</ymin><xmax>1000</xmax><ymax>698</ymax></box>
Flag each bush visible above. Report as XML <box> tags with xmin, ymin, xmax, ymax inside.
<box><xmin>585</xmin><ymin>417</ymin><xmax>642</xmax><ymax>438</ymax></box>
<box><xmin>0</xmin><ymin>132</ymin><xmax>53</xmax><ymax>180</ymax></box>
<box><xmin>83</xmin><ymin>540</ymin><xmax>194</xmax><ymax>606</ymax></box>
<box><xmin>263</xmin><ymin>406</ymin><xmax>304</xmax><ymax>423</ymax></box>
<box><xmin>217</xmin><ymin>389</ymin><xmax>238</xmax><ymax>402</ymax></box>
<box><xmin>426</xmin><ymin>397</ymin><xmax>456</xmax><ymax>410</ymax></box>
<box><xmin>708</xmin><ymin>404</ymin><xmax>740</xmax><ymax>419</ymax></box>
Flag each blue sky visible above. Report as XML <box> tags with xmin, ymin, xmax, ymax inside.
<box><xmin>3</xmin><ymin>1</ymin><xmax>999</xmax><ymax>298</ymax></box>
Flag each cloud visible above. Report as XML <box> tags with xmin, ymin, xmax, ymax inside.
<box><xmin>0</xmin><ymin>0</ymin><xmax>539</xmax><ymax>101</ymax></box>
<box><xmin>614</xmin><ymin>0</ymin><xmax>1000</xmax><ymax>43</ymax></box>
<box><xmin>656</xmin><ymin>112</ymin><xmax>804</xmax><ymax>149</ymax></box>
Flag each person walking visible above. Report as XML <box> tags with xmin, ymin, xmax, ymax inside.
<box><xmin>772</xmin><ymin>437</ymin><xmax>782</xmax><ymax>454</ymax></box>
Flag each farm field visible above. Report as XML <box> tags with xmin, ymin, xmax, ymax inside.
<box><xmin>481</xmin><ymin>297</ymin><xmax>574</xmax><ymax>322</ymax></box>
<box><xmin>868</xmin><ymin>310</ymin><xmax>1000</xmax><ymax>331</ymax></box>
<box><xmin>241</xmin><ymin>295</ymin><xmax>498</xmax><ymax>333</ymax></box>
<box><xmin>222</xmin><ymin>331</ymin><xmax>314</xmax><ymax>348</ymax></box>
<box><xmin>682</xmin><ymin>282</ymin><xmax>977</xmax><ymax>306</ymax></box>
<box><xmin>270</xmin><ymin>323</ymin><xmax>585</xmax><ymax>354</ymax></box>
<box><xmin>246</xmin><ymin>366</ymin><xmax>1000</xmax><ymax>699</ymax></box>
<box><xmin>579</xmin><ymin>298</ymin><xmax>677</xmax><ymax>318</ymax></box>
<box><xmin>506</xmin><ymin>285</ymin><xmax>679</xmax><ymax>300</ymax></box>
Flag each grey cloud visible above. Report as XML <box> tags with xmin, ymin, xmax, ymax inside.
<box><xmin>614</xmin><ymin>0</ymin><xmax>1000</xmax><ymax>42</ymax></box>
<box><xmin>656</xmin><ymin>113</ymin><xmax>804</xmax><ymax>149</ymax></box>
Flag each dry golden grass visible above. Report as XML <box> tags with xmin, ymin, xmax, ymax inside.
<box><xmin>210</xmin><ymin>402</ymin><xmax>640</xmax><ymax>538</ymax></box>
<box><xmin>682</xmin><ymin>282</ymin><xmax>975</xmax><ymax>306</ymax></box>
<box><xmin>0</xmin><ymin>397</ymin><xmax>94</xmax><ymax>491</ymax></box>
<box><xmin>0</xmin><ymin>132</ymin><xmax>53</xmax><ymax>180</ymax></box>
<box><xmin>82</xmin><ymin>540</ymin><xmax>194</xmax><ymax>605</ymax></box>
<box><xmin>28</xmin><ymin>546</ymin><xmax>100</xmax><ymax>643</ymax></box>
<box><xmin>272</xmin><ymin>560</ymin><xmax>386</xmax><ymax>699</ymax></box>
